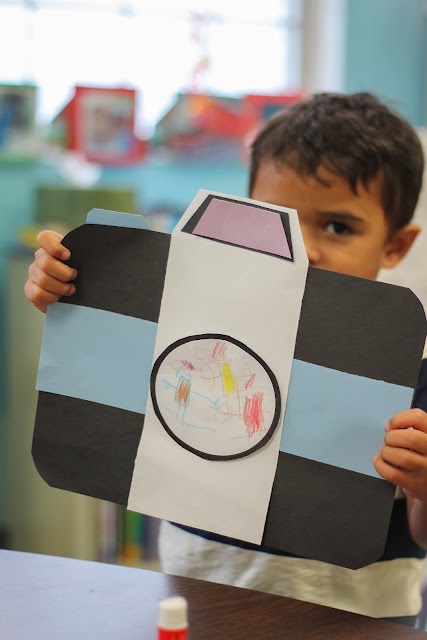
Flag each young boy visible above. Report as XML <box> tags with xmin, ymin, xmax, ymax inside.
<box><xmin>25</xmin><ymin>92</ymin><xmax>427</xmax><ymax>627</ymax></box>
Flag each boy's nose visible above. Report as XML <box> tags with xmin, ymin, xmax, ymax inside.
<box><xmin>301</xmin><ymin>233</ymin><xmax>321</xmax><ymax>266</ymax></box>
<box><xmin>306</xmin><ymin>244</ymin><xmax>321</xmax><ymax>266</ymax></box>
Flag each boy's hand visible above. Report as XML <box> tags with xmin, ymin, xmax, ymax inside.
<box><xmin>373</xmin><ymin>409</ymin><xmax>427</xmax><ymax>502</ymax></box>
<box><xmin>24</xmin><ymin>230</ymin><xmax>77</xmax><ymax>313</ymax></box>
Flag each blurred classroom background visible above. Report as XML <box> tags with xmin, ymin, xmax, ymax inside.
<box><xmin>1</xmin><ymin>0</ymin><xmax>427</xmax><ymax>570</ymax></box>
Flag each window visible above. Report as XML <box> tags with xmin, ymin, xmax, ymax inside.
<box><xmin>0</xmin><ymin>0</ymin><xmax>302</xmax><ymax>134</ymax></box>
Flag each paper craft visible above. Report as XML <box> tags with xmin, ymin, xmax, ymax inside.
<box><xmin>151</xmin><ymin>335</ymin><xmax>280</xmax><ymax>459</ymax></box>
<box><xmin>33</xmin><ymin>191</ymin><xmax>427</xmax><ymax>569</ymax></box>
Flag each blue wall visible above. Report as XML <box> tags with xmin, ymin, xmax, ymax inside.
<box><xmin>344</xmin><ymin>0</ymin><xmax>427</xmax><ymax>125</ymax></box>
<box><xmin>101</xmin><ymin>160</ymin><xmax>248</xmax><ymax>212</ymax></box>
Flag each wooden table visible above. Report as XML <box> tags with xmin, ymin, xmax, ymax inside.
<box><xmin>1</xmin><ymin>549</ymin><xmax>425</xmax><ymax>639</ymax></box>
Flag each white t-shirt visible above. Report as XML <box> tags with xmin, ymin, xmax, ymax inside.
<box><xmin>158</xmin><ymin>517</ymin><xmax>424</xmax><ymax>620</ymax></box>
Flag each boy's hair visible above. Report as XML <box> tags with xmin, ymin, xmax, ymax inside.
<box><xmin>249</xmin><ymin>92</ymin><xmax>424</xmax><ymax>233</ymax></box>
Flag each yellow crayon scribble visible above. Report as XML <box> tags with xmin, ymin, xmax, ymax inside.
<box><xmin>221</xmin><ymin>362</ymin><xmax>238</xmax><ymax>396</ymax></box>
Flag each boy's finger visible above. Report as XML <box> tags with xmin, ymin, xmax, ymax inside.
<box><xmin>384</xmin><ymin>428</ymin><xmax>427</xmax><ymax>456</ymax></box>
<box><xmin>37</xmin><ymin>230</ymin><xmax>70</xmax><ymax>261</ymax></box>
<box><xmin>24</xmin><ymin>280</ymin><xmax>63</xmax><ymax>313</ymax></box>
<box><xmin>28</xmin><ymin>264</ymin><xmax>76</xmax><ymax>298</ymax></box>
<box><xmin>385</xmin><ymin>409</ymin><xmax>427</xmax><ymax>434</ymax></box>
<box><xmin>373</xmin><ymin>454</ymin><xmax>405</xmax><ymax>486</ymax></box>
<box><xmin>33</xmin><ymin>250</ymin><xmax>77</xmax><ymax>283</ymax></box>
<box><xmin>379</xmin><ymin>444</ymin><xmax>421</xmax><ymax>472</ymax></box>
<box><xmin>373</xmin><ymin>454</ymin><xmax>421</xmax><ymax>493</ymax></box>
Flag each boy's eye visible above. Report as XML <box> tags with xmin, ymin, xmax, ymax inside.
<box><xmin>325</xmin><ymin>221</ymin><xmax>352</xmax><ymax>235</ymax></box>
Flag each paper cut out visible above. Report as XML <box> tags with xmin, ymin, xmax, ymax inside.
<box><xmin>126</xmin><ymin>190</ymin><xmax>308</xmax><ymax>545</ymax></box>
<box><xmin>32</xmin><ymin>190</ymin><xmax>427</xmax><ymax>569</ymax></box>
<box><xmin>187</xmin><ymin>195</ymin><xmax>293</xmax><ymax>260</ymax></box>
<box><xmin>86</xmin><ymin>208</ymin><xmax>149</xmax><ymax>229</ymax></box>
<box><xmin>151</xmin><ymin>334</ymin><xmax>281</xmax><ymax>460</ymax></box>
<box><xmin>281</xmin><ymin>359</ymin><xmax>413</xmax><ymax>478</ymax></box>
<box><xmin>37</xmin><ymin>304</ymin><xmax>156</xmax><ymax>414</ymax></box>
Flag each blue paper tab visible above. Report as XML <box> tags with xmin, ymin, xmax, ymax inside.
<box><xmin>86</xmin><ymin>208</ymin><xmax>149</xmax><ymax>230</ymax></box>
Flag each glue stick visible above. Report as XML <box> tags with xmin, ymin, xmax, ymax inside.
<box><xmin>158</xmin><ymin>596</ymin><xmax>188</xmax><ymax>640</ymax></box>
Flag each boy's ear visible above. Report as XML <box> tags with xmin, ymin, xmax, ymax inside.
<box><xmin>381</xmin><ymin>223</ymin><xmax>421</xmax><ymax>269</ymax></box>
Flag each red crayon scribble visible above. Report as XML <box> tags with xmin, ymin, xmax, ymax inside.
<box><xmin>211</xmin><ymin>341</ymin><xmax>226</xmax><ymax>360</ymax></box>
<box><xmin>182</xmin><ymin>360</ymin><xmax>194</xmax><ymax>370</ymax></box>
<box><xmin>243</xmin><ymin>392</ymin><xmax>264</xmax><ymax>437</ymax></box>
<box><xmin>245</xmin><ymin>373</ymin><xmax>256</xmax><ymax>390</ymax></box>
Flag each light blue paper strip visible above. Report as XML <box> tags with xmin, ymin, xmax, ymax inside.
<box><xmin>36</xmin><ymin>304</ymin><xmax>157</xmax><ymax>414</ymax></box>
<box><xmin>86</xmin><ymin>208</ymin><xmax>149</xmax><ymax>230</ymax></box>
<box><xmin>281</xmin><ymin>359</ymin><xmax>413</xmax><ymax>478</ymax></box>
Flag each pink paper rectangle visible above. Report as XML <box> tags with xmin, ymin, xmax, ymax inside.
<box><xmin>192</xmin><ymin>198</ymin><xmax>292</xmax><ymax>259</ymax></box>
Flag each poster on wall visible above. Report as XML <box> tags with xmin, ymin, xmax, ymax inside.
<box><xmin>51</xmin><ymin>85</ymin><xmax>144</xmax><ymax>165</ymax></box>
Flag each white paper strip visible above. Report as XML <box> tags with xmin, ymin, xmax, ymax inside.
<box><xmin>128</xmin><ymin>190</ymin><xmax>308</xmax><ymax>544</ymax></box>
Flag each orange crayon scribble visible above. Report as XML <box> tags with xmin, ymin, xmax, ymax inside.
<box><xmin>175</xmin><ymin>378</ymin><xmax>190</xmax><ymax>406</ymax></box>
<box><xmin>243</xmin><ymin>392</ymin><xmax>264</xmax><ymax>437</ymax></box>
<box><xmin>221</xmin><ymin>361</ymin><xmax>238</xmax><ymax>396</ymax></box>
<box><xmin>245</xmin><ymin>373</ymin><xmax>256</xmax><ymax>390</ymax></box>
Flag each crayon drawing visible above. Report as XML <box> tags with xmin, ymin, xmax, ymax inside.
<box><xmin>151</xmin><ymin>335</ymin><xmax>280</xmax><ymax>460</ymax></box>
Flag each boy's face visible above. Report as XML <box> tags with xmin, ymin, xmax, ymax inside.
<box><xmin>251</xmin><ymin>161</ymin><xmax>419</xmax><ymax>280</ymax></box>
